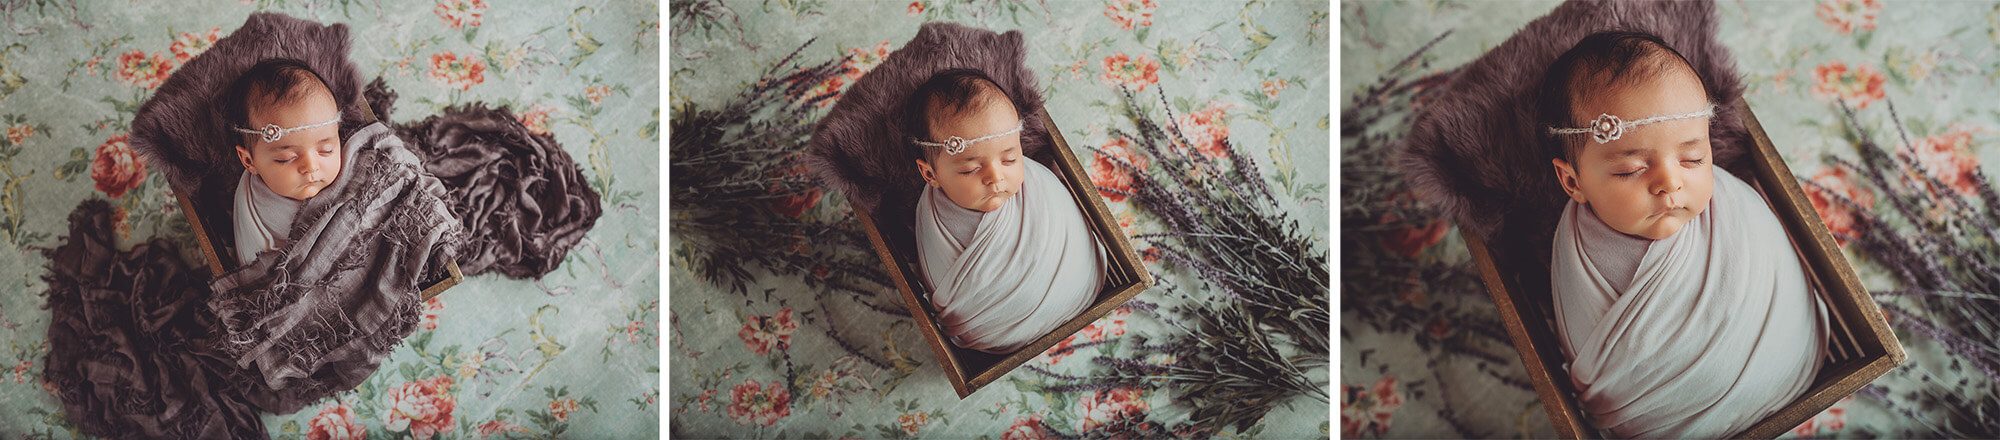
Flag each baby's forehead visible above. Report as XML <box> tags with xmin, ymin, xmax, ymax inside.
<box><xmin>248</xmin><ymin>91</ymin><xmax>337</xmax><ymax>115</ymax></box>
<box><xmin>929</xmin><ymin>89</ymin><xmax>1016</xmax><ymax>120</ymax></box>
<box><xmin>1571</xmin><ymin>68</ymin><xmax>1706</xmax><ymax>112</ymax></box>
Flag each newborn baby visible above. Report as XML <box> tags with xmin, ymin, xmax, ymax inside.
<box><xmin>225</xmin><ymin>58</ymin><xmax>356</xmax><ymax>266</ymax></box>
<box><xmin>205</xmin><ymin>55</ymin><xmax>464</xmax><ymax>410</ymax></box>
<box><xmin>905</xmin><ymin>69</ymin><xmax>1102</xmax><ymax>354</ymax></box>
<box><xmin>1539</xmin><ymin>31</ymin><xmax>1824</xmax><ymax>438</ymax></box>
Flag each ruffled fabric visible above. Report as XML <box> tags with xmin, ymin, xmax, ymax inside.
<box><xmin>40</xmin><ymin>199</ymin><xmax>267</xmax><ymax>439</ymax></box>
<box><xmin>205</xmin><ymin>122</ymin><xmax>463</xmax><ymax>415</ymax></box>
<box><xmin>44</xmin><ymin>126</ymin><xmax>463</xmax><ymax>440</ymax></box>
<box><xmin>367</xmin><ymin>79</ymin><xmax>602</xmax><ymax>279</ymax></box>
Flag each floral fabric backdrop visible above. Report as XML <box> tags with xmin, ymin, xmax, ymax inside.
<box><xmin>1343</xmin><ymin>0</ymin><xmax>2000</xmax><ymax>438</ymax></box>
<box><xmin>0</xmin><ymin>0</ymin><xmax>659</xmax><ymax>438</ymax></box>
<box><xmin>670</xmin><ymin>0</ymin><xmax>1329</xmax><ymax>438</ymax></box>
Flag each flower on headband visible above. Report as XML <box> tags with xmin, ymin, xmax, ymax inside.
<box><xmin>1590</xmin><ymin>113</ymin><xmax>1624</xmax><ymax>144</ymax></box>
<box><xmin>940</xmin><ymin>137</ymin><xmax>968</xmax><ymax>155</ymax></box>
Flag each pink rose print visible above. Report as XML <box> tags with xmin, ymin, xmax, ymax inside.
<box><xmin>1078</xmin><ymin>387</ymin><xmax>1149</xmax><ymax>432</ymax></box>
<box><xmin>1377</xmin><ymin>208</ymin><xmax>1447</xmax><ymax>258</ymax></box>
<box><xmin>1174</xmin><ymin>101</ymin><xmax>1233</xmax><ymax>160</ymax></box>
<box><xmin>1002</xmin><ymin>414</ymin><xmax>1053</xmax><ymax>440</ymax></box>
<box><xmin>5</xmin><ymin>124</ymin><xmax>33</xmax><ymax>146</ymax></box>
<box><xmin>1340</xmin><ymin>375</ymin><xmax>1405</xmax><ymax>437</ymax></box>
<box><xmin>475</xmin><ymin>419</ymin><xmax>526</xmax><ymax>437</ymax></box>
<box><xmin>1899</xmin><ymin>124</ymin><xmax>1985</xmax><ymax>198</ymax></box>
<box><xmin>1099</xmin><ymin>53</ymin><xmax>1161</xmax><ymax>92</ymax></box>
<box><xmin>1103</xmin><ymin>0</ymin><xmax>1157</xmax><ymax>30</ymax></box>
<box><xmin>91</xmin><ymin>134</ymin><xmax>147</xmax><ymax>199</ymax></box>
<box><xmin>420</xmin><ymin>296</ymin><xmax>445</xmax><ymax>330</ymax></box>
<box><xmin>169</xmin><ymin>27</ymin><xmax>221</xmax><ymax>62</ymax></box>
<box><xmin>1791</xmin><ymin>396</ymin><xmax>1852</xmax><ymax>437</ymax></box>
<box><xmin>1804</xmin><ymin>166</ymin><xmax>1876</xmax><ymax>246</ymax></box>
<box><xmin>1040</xmin><ymin>333</ymin><xmax>1081</xmax><ymax>365</ymax></box>
<box><xmin>384</xmin><ymin>375</ymin><xmax>457</xmax><ymax>440</ymax></box>
<box><xmin>737</xmin><ymin>307</ymin><xmax>798</xmax><ymax>355</ymax></box>
<box><xmin>1090</xmin><ymin>136</ymin><xmax>1149</xmax><ymax>203</ymax></box>
<box><xmin>585</xmin><ymin>84</ymin><xmax>614</xmax><ymax>106</ymax></box>
<box><xmin>727</xmin><ymin>378</ymin><xmax>792</xmax><ymax>426</ymax></box>
<box><xmin>1815</xmin><ymin>0</ymin><xmax>1880</xmax><ymax>35</ymax></box>
<box><xmin>1811</xmin><ymin>61</ymin><xmax>1886</xmax><ymax>110</ymax></box>
<box><xmin>115</xmin><ymin>50</ymin><xmax>175</xmax><ymax>89</ymax></box>
<box><xmin>434</xmin><ymin>0</ymin><xmax>489</xmax><ymax>29</ymax></box>
<box><xmin>516</xmin><ymin>105</ymin><xmax>555</xmax><ymax>137</ymax></box>
<box><xmin>1260</xmin><ymin>78</ymin><xmax>1290</xmax><ymax>99</ymax></box>
<box><xmin>428</xmin><ymin>51</ymin><xmax>487</xmax><ymax>91</ymax></box>
<box><xmin>768</xmin><ymin>163</ymin><xmax>823</xmax><ymax>219</ymax></box>
<box><xmin>1077</xmin><ymin>306</ymin><xmax>1132</xmax><ymax>343</ymax></box>
<box><xmin>11</xmin><ymin>360</ymin><xmax>29</xmax><ymax>384</ymax></box>
<box><xmin>549</xmin><ymin>397</ymin><xmax>580</xmax><ymax>422</ymax></box>
<box><xmin>897</xmin><ymin>411</ymin><xmax>931</xmax><ymax>436</ymax></box>
<box><xmin>842</xmin><ymin>41</ymin><xmax>893</xmax><ymax>83</ymax></box>
<box><xmin>907</xmin><ymin>1</ymin><xmax>924</xmax><ymax>16</ymax></box>
<box><xmin>306</xmin><ymin>403</ymin><xmax>365</xmax><ymax>440</ymax></box>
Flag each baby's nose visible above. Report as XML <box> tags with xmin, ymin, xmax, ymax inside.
<box><xmin>298</xmin><ymin>158</ymin><xmax>325</xmax><ymax>178</ymax></box>
<box><xmin>1652</xmin><ymin>172</ymin><xmax>1683</xmax><ymax>194</ymax></box>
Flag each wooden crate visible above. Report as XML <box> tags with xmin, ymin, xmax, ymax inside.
<box><xmin>850</xmin><ymin>111</ymin><xmax>1154</xmax><ymax>397</ymax></box>
<box><xmin>1462</xmin><ymin>101</ymin><xmax>1905</xmax><ymax>438</ymax></box>
<box><xmin>173</xmin><ymin>97</ymin><xmax>462</xmax><ymax>299</ymax></box>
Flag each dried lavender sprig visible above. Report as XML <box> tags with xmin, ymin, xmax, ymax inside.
<box><xmin>1880</xmin><ymin>304</ymin><xmax>2000</xmax><ymax>381</ymax></box>
<box><xmin>817</xmin><ymin>301</ymin><xmax>891</xmax><ymax>370</ymax></box>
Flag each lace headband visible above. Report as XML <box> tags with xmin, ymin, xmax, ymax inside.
<box><xmin>233</xmin><ymin>117</ymin><xmax>339</xmax><ymax>144</ymax></box>
<box><xmin>1548</xmin><ymin>104</ymin><xmax>1716</xmax><ymax>144</ymax></box>
<box><xmin>910</xmin><ymin>121</ymin><xmax>1023</xmax><ymax>155</ymax></box>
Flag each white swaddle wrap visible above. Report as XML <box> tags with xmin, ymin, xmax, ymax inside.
<box><xmin>1551</xmin><ymin>170</ymin><xmax>1825</xmax><ymax>438</ymax></box>
<box><xmin>916</xmin><ymin>159</ymin><xmax>1102</xmax><ymax>354</ymax></box>
<box><xmin>233</xmin><ymin>171</ymin><xmax>303</xmax><ymax>266</ymax></box>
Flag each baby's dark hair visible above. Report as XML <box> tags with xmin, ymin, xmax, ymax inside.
<box><xmin>1537</xmin><ymin>30</ymin><xmax>1714</xmax><ymax>163</ymax></box>
<box><xmin>902</xmin><ymin>68</ymin><xmax>1008</xmax><ymax>164</ymax></box>
<box><xmin>221</xmin><ymin>58</ymin><xmax>334</xmax><ymax>149</ymax></box>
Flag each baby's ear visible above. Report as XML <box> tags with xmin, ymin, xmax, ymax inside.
<box><xmin>236</xmin><ymin>145</ymin><xmax>256</xmax><ymax>173</ymax></box>
<box><xmin>1551</xmin><ymin>158</ymin><xmax>1586</xmax><ymax>204</ymax></box>
<box><xmin>914</xmin><ymin>159</ymin><xmax>935</xmax><ymax>186</ymax></box>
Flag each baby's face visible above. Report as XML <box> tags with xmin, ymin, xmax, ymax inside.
<box><xmin>1551</xmin><ymin>68</ymin><xmax>1715</xmax><ymax>240</ymax></box>
<box><xmin>235</xmin><ymin>90</ymin><xmax>342</xmax><ymax>201</ymax></box>
<box><xmin>915</xmin><ymin>97</ymin><xmax>1025</xmax><ymax>212</ymax></box>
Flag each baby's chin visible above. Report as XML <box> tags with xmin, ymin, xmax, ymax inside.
<box><xmin>950</xmin><ymin>192</ymin><xmax>1013</xmax><ymax>212</ymax></box>
<box><xmin>278</xmin><ymin>181</ymin><xmax>328</xmax><ymax>201</ymax></box>
<box><xmin>1618</xmin><ymin>207</ymin><xmax>1705</xmax><ymax>240</ymax></box>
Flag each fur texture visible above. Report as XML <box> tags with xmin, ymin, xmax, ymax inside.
<box><xmin>129</xmin><ymin>12</ymin><xmax>372</xmax><ymax>195</ymax></box>
<box><xmin>804</xmin><ymin>21</ymin><xmax>1051</xmax><ymax>218</ymax></box>
<box><xmin>1394</xmin><ymin>0</ymin><xmax>1751</xmax><ymax>241</ymax></box>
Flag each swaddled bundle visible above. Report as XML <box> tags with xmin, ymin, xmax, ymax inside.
<box><xmin>916</xmin><ymin>159</ymin><xmax>1101</xmax><ymax>353</ymax></box>
<box><xmin>206</xmin><ymin>122</ymin><xmax>464</xmax><ymax>413</ymax></box>
<box><xmin>1551</xmin><ymin>169</ymin><xmax>1824</xmax><ymax>438</ymax></box>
